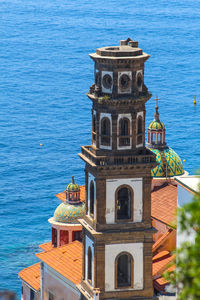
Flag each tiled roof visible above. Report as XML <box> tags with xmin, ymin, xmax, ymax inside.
<box><xmin>153</xmin><ymin>264</ymin><xmax>176</xmax><ymax>292</ymax></box>
<box><xmin>151</xmin><ymin>182</ymin><xmax>177</xmax><ymax>226</ymax></box>
<box><xmin>56</xmin><ymin>185</ymin><xmax>85</xmax><ymax>202</ymax></box>
<box><xmin>36</xmin><ymin>241</ymin><xmax>82</xmax><ymax>285</ymax></box>
<box><xmin>152</xmin><ymin>250</ymin><xmax>175</xmax><ymax>278</ymax></box>
<box><xmin>18</xmin><ymin>263</ymin><xmax>40</xmax><ymax>291</ymax></box>
<box><xmin>39</xmin><ymin>242</ymin><xmax>53</xmax><ymax>251</ymax></box>
<box><xmin>152</xmin><ymin>229</ymin><xmax>173</xmax><ymax>254</ymax></box>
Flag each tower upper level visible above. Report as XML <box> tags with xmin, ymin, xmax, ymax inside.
<box><xmin>88</xmin><ymin>38</ymin><xmax>151</xmax><ymax>101</ymax></box>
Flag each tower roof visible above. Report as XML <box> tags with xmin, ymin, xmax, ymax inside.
<box><xmin>148</xmin><ymin>101</ymin><xmax>165</xmax><ymax>131</ymax></box>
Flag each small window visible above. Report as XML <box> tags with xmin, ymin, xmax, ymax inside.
<box><xmin>60</xmin><ymin>230</ymin><xmax>69</xmax><ymax>246</ymax></box>
<box><xmin>116</xmin><ymin>186</ymin><xmax>133</xmax><ymax>221</ymax></box>
<box><xmin>101</xmin><ymin>117</ymin><xmax>111</xmax><ymax>146</ymax></box>
<box><xmin>116</xmin><ymin>253</ymin><xmax>133</xmax><ymax>288</ymax></box>
<box><xmin>119</xmin><ymin>118</ymin><xmax>130</xmax><ymax>146</ymax></box>
<box><xmin>52</xmin><ymin>228</ymin><xmax>57</xmax><ymax>247</ymax></box>
<box><xmin>92</xmin><ymin>114</ymin><xmax>96</xmax><ymax>133</ymax></box>
<box><xmin>30</xmin><ymin>289</ymin><xmax>35</xmax><ymax>300</ymax></box>
<box><xmin>90</xmin><ymin>181</ymin><xmax>94</xmax><ymax>216</ymax></box>
<box><xmin>88</xmin><ymin>247</ymin><xmax>92</xmax><ymax>282</ymax></box>
<box><xmin>21</xmin><ymin>286</ymin><xmax>23</xmax><ymax>295</ymax></box>
<box><xmin>137</xmin><ymin>117</ymin><xmax>143</xmax><ymax>134</ymax></box>
<box><xmin>48</xmin><ymin>291</ymin><xmax>54</xmax><ymax>300</ymax></box>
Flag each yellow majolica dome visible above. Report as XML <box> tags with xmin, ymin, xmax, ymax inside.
<box><xmin>150</xmin><ymin>147</ymin><xmax>184</xmax><ymax>178</ymax></box>
<box><xmin>53</xmin><ymin>202</ymin><xmax>85</xmax><ymax>224</ymax></box>
<box><xmin>148</xmin><ymin>120</ymin><xmax>165</xmax><ymax>130</ymax></box>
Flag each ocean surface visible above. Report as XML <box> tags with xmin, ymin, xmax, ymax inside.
<box><xmin>0</xmin><ymin>0</ymin><xmax>200</xmax><ymax>297</ymax></box>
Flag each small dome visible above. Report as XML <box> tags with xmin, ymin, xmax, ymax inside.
<box><xmin>148</xmin><ymin>120</ymin><xmax>165</xmax><ymax>130</ymax></box>
<box><xmin>53</xmin><ymin>202</ymin><xmax>85</xmax><ymax>224</ymax></box>
<box><xmin>150</xmin><ymin>147</ymin><xmax>184</xmax><ymax>178</ymax></box>
<box><xmin>66</xmin><ymin>182</ymin><xmax>80</xmax><ymax>192</ymax></box>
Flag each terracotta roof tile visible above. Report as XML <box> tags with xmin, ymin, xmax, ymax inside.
<box><xmin>152</xmin><ymin>251</ymin><xmax>175</xmax><ymax>278</ymax></box>
<box><xmin>56</xmin><ymin>185</ymin><xmax>85</xmax><ymax>203</ymax></box>
<box><xmin>18</xmin><ymin>263</ymin><xmax>40</xmax><ymax>291</ymax></box>
<box><xmin>152</xmin><ymin>229</ymin><xmax>173</xmax><ymax>253</ymax></box>
<box><xmin>36</xmin><ymin>241</ymin><xmax>82</xmax><ymax>285</ymax></box>
<box><xmin>151</xmin><ymin>183</ymin><xmax>177</xmax><ymax>226</ymax></box>
<box><xmin>39</xmin><ymin>242</ymin><xmax>53</xmax><ymax>251</ymax></box>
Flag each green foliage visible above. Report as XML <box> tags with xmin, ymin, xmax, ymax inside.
<box><xmin>166</xmin><ymin>187</ymin><xmax>200</xmax><ymax>299</ymax></box>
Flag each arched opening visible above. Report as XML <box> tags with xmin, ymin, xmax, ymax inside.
<box><xmin>116</xmin><ymin>186</ymin><xmax>133</xmax><ymax>221</ymax></box>
<box><xmin>119</xmin><ymin>118</ymin><xmax>130</xmax><ymax>146</ymax></box>
<box><xmin>137</xmin><ymin>117</ymin><xmax>143</xmax><ymax>145</ymax></box>
<box><xmin>52</xmin><ymin>228</ymin><xmax>57</xmax><ymax>247</ymax></box>
<box><xmin>87</xmin><ymin>247</ymin><xmax>92</xmax><ymax>283</ymax></box>
<box><xmin>116</xmin><ymin>253</ymin><xmax>133</xmax><ymax>288</ymax></box>
<box><xmin>60</xmin><ymin>230</ymin><xmax>69</xmax><ymax>246</ymax></box>
<box><xmin>101</xmin><ymin>117</ymin><xmax>111</xmax><ymax>146</ymax></box>
<box><xmin>92</xmin><ymin>114</ymin><xmax>96</xmax><ymax>142</ymax></box>
<box><xmin>137</xmin><ymin>117</ymin><xmax>143</xmax><ymax>134</ymax></box>
<box><xmin>90</xmin><ymin>181</ymin><xmax>94</xmax><ymax>216</ymax></box>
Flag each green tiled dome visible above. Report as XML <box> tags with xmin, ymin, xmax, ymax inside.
<box><xmin>148</xmin><ymin>120</ymin><xmax>165</xmax><ymax>130</ymax></box>
<box><xmin>149</xmin><ymin>147</ymin><xmax>184</xmax><ymax>178</ymax></box>
<box><xmin>54</xmin><ymin>202</ymin><xmax>85</xmax><ymax>224</ymax></box>
<box><xmin>66</xmin><ymin>182</ymin><xmax>80</xmax><ymax>192</ymax></box>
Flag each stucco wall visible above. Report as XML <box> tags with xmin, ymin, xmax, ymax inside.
<box><xmin>43</xmin><ymin>264</ymin><xmax>80</xmax><ymax>300</ymax></box>
<box><xmin>106</xmin><ymin>178</ymin><xmax>143</xmax><ymax>224</ymax></box>
<box><xmin>105</xmin><ymin>243</ymin><xmax>143</xmax><ymax>292</ymax></box>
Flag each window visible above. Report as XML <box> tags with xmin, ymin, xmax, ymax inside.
<box><xmin>48</xmin><ymin>291</ymin><xmax>54</xmax><ymax>300</ymax></box>
<box><xmin>90</xmin><ymin>181</ymin><xmax>94</xmax><ymax>216</ymax></box>
<box><xmin>92</xmin><ymin>114</ymin><xmax>96</xmax><ymax>142</ymax></box>
<box><xmin>119</xmin><ymin>118</ymin><xmax>130</xmax><ymax>146</ymax></box>
<box><xmin>137</xmin><ymin>117</ymin><xmax>143</xmax><ymax>145</ymax></box>
<box><xmin>30</xmin><ymin>289</ymin><xmax>35</xmax><ymax>300</ymax></box>
<box><xmin>137</xmin><ymin>117</ymin><xmax>142</xmax><ymax>134</ymax></box>
<box><xmin>87</xmin><ymin>247</ymin><xmax>92</xmax><ymax>282</ymax></box>
<box><xmin>73</xmin><ymin>230</ymin><xmax>82</xmax><ymax>242</ymax></box>
<box><xmin>60</xmin><ymin>230</ymin><xmax>69</xmax><ymax>246</ymax></box>
<box><xmin>52</xmin><ymin>228</ymin><xmax>57</xmax><ymax>247</ymax></box>
<box><xmin>116</xmin><ymin>186</ymin><xmax>133</xmax><ymax>221</ymax></box>
<box><xmin>101</xmin><ymin>117</ymin><xmax>111</xmax><ymax>146</ymax></box>
<box><xmin>116</xmin><ymin>253</ymin><xmax>133</xmax><ymax>288</ymax></box>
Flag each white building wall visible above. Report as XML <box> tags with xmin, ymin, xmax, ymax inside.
<box><xmin>105</xmin><ymin>243</ymin><xmax>143</xmax><ymax>291</ymax></box>
<box><xmin>106</xmin><ymin>178</ymin><xmax>143</xmax><ymax>224</ymax></box>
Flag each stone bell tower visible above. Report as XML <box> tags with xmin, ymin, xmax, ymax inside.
<box><xmin>78</xmin><ymin>39</ymin><xmax>157</xmax><ymax>300</ymax></box>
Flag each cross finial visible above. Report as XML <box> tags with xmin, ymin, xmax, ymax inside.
<box><xmin>153</xmin><ymin>96</ymin><xmax>160</xmax><ymax>121</ymax></box>
<box><xmin>153</xmin><ymin>96</ymin><xmax>160</xmax><ymax>108</ymax></box>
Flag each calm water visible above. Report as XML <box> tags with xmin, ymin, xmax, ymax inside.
<box><xmin>0</xmin><ymin>0</ymin><xmax>200</xmax><ymax>297</ymax></box>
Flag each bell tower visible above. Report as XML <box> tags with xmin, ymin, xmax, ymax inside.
<box><xmin>78</xmin><ymin>39</ymin><xmax>157</xmax><ymax>300</ymax></box>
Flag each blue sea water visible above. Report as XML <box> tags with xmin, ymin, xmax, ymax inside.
<box><xmin>0</xmin><ymin>0</ymin><xmax>200</xmax><ymax>297</ymax></box>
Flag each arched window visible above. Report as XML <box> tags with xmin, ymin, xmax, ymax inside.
<box><xmin>87</xmin><ymin>247</ymin><xmax>92</xmax><ymax>282</ymax></box>
<box><xmin>90</xmin><ymin>181</ymin><xmax>94</xmax><ymax>216</ymax></box>
<box><xmin>116</xmin><ymin>253</ymin><xmax>133</xmax><ymax>288</ymax></box>
<box><xmin>137</xmin><ymin>117</ymin><xmax>143</xmax><ymax>134</ymax></box>
<box><xmin>116</xmin><ymin>186</ymin><xmax>133</xmax><ymax>221</ymax></box>
<box><xmin>119</xmin><ymin>118</ymin><xmax>130</xmax><ymax>146</ymax></box>
<box><xmin>92</xmin><ymin>114</ymin><xmax>96</xmax><ymax>133</ymax></box>
<box><xmin>101</xmin><ymin>117</ymin><xmax>111</xmax><ymax>146</ymax></box>
<box><xmin>92</xmin><ymin>114</ymin><xmax>96</xmax><ymax>142</ymax></box>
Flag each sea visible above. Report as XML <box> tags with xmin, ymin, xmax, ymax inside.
<box><xmin>0</xmin><ymin>0</ymin><xmax>200</xmax><ymax>298</ymax></box>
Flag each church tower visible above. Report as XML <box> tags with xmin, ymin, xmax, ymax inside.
<box><xmin>78</xmin><ymin>39</ymin><xmax>157</xmax><ymax>300</ymax></box>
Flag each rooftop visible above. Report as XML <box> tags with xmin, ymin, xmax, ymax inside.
<box><xmin>18</xmin><ymin>263</ymin><xmax>40</xmax><ymax>291</ymax></box>
<box><xmin>36</xmin><ymin>241</ymin><xmax>82</xmax><ymax>285</ymax></box>
<box><xmin>175</xmin><ymin>175</ymin><xmax>200</xmax><ymax>194</ymax></box>
<box><xmin>151</xmin><ymin>181</ymin><xmax>177</xmax><ymax>226</ymax></box>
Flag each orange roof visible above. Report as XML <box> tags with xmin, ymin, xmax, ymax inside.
<box><xmin>36</xmin><ymin>241</ymin><xmax>82</xmax><ymax>285</ymax></box>
<box><xmin>18</xmin><ymin>263</ymin><xmax>40</xmax><ymax>291</ymax></box>
<box><xmin>153</xmin><ymin>264</ymin><xmax>176</xmax><ymax>292</ymax></box>
<box><xmin>152</xmin><ymin>251</ymin><xmax>175</xmax><ymax>278</ymax></box>
<box><xmin>39</xmin><ymin>242</ymin><xmax>53</xmax><ymax>251</ymax></box>
<box><xmin>151</xmin><ymin>182</ymin><xmax>177</xmax><ymax>226</ymax></box>
<box><xmin>56</xmin><ymin>185</ymin><xmax>85</xmax><ymax>202</ymax></box>
<box><xmin>152</xmin><ymin>229</ymin><xmax>173</xmax><ymax>254</ymax></box>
